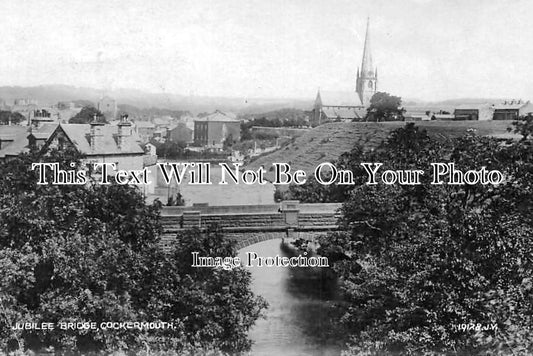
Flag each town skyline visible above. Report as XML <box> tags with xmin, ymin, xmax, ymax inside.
<box><xmin>1</xmin><ymin>0</ymin><xmax>532</xmax><ymax>102</ymax></box>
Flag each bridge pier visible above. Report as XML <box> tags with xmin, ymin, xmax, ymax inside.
<box><xmin>281</xmin><ymin>200</ymin><xmax>300</xmax><ymax>226</ymax></box>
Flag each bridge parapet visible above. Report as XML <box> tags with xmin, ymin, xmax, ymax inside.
<box><xmin>159</xmin><ymin>201</ymin><xmax>342</xmax><ymax>250</ymax></box>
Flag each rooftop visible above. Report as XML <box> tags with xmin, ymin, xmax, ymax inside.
<box><xmin>30</xmin><ymin>123</ymin><xmax>58</xmax><ymax>140</ymax></box>
<box><xmin>493</xmin><ymin>100</ymin><xmax>532</xmax><ymax>110</ymax></box>
<box><xmin>0</xmin><ymin>126</ymin><xmax>30</xmax><ymax>158</ymax></box>
<box><xmin>195</xmin><ymin>110</ymin><xmax>239</xmax><ymax>122</ymax></box>
<box><xmin>322</xmin><ymin>107</ymin><xmax>366</xmax><ymax>120</ymax></box>
<box><xmin>316</xmin><ymin>90</ymin><xmax>363</xmax><ymax>108</ymax></box>
<box><xmin>53</xmin><ymin>124</ymin><xmax>144</xmax><ymax>155</ymax></box>
<box><xmin>0</xmin><ymin>126</ymin><xmax>27</xmax><ymax>141</ymax></box>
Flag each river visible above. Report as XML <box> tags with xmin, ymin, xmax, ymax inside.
<box><xmin>239</xmin><ymin>239</ymin><xmax>345</xmax><ymax>356</ymax></box>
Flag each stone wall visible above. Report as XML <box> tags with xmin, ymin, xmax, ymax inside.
<box><xmin>250</xmin><ymin>126</ymin><xmax>310</xmax><ymax>138</ymax></box>
<box><xmin>159</xmin><ymin>201</ymin><xmax>342</xmax><ymax>250</ymax></box>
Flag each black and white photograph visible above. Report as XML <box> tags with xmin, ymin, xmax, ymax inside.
<box><xmin>0</xmin><ymin>0</ymin><xmax>532</xmax><ymax>355</ymax></box>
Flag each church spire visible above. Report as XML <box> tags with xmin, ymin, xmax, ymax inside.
<box><xmin>360</xmin><ymin>17</ymin><xmax>373</xmax><ymax>77</ymax></box>
<box><xmin>356</xmin><ymin>17</ymin><xmax>377</xmax><ymax>107</ymax></box>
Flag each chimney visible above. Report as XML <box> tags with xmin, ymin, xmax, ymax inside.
<box><xmin>90</xmin><ymin>114</ymin><xmax>105</xmax><ymax>151</ymax></box>
<box><xmin>27</xmin><ymin>110</ymin><xmax>34</xmax><ymax>126</ymax></box>
<box><xmin>117</xmin><ymin>113</ymin><xmax>132</xmax><ymax>150</ymax></box>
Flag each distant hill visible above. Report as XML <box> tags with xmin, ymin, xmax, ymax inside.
<box><xmin>0</xmin><ymin>85</ymin><xmax>519</xmax><ymax>116</ymax></box>
<box><xmin>247</xmin><ymin>120</ymin><xmax>517</xmax><ymax>188</ymax></box>
<box><xmin>238</xmin><ymin>108</ymin><xmax>311</xmax><ymax>122</ymax></box>
<box><xmin>403</xmin><ymin>97</ymin><xmax>507</xmax><ymax>107</ymax></box>
<box><xmin>0</xmin><ymin>85</ymin><xmax>312</xmax><ymax>114</ymax></box>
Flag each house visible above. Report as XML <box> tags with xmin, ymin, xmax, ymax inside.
<box><xmin>152</xmin><ymin>128</ymin><xmax>167</xmax><ymax>142</ymax></box>
<box><xmin>492</xmin><ymin>100</ymin><xmax>533</xmax><ymax>120</ymax></box>
<box><xmin>42</xmin><ymin>117</ymin><xmax>145</xmax><ymax>171</ymax></box>
<box><xmin>167</xmin><ymin>122</ymin><xmax>193</xmax><ymax>144</ymax></box>
<box><xmin>0</xmin><ymin>126</ymin><xmax>29</xmax><ymax>160</ymax></box>
<box><xmin>194</xmin><ymin>110</ymin><xmax>240</xmax><ymax>148</ymax></box>
<box><xmin>0</xmin><ymin>123</ymin><xmax>59</xmax><ymax>161</ymax></box>
<box><xmin>153</xmin><ymin>116</ymin><xmax>174</xmax><ymax>129</ymax></box>
<box><xmin>404</xmin><ymin>112</ymin><xmax>429</xmax><ymax>121</ymax></box>
<box><xmin>134</xmin><ymin>121</ymin><xmax>156</xmax><ymax>142</ymax></box>
<box><xmin>28</xmin><ymin>123</ymin><xmax>58</xmax><ymax>149</ymax></box>
<box><xmin>454</xmin><ymin>104</ymin><xmax>494</xmax><ymax>121</ymax></box>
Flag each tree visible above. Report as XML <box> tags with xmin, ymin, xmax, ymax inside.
<box><xmin>69</xmin><ymin>106</ymin><xmax>107</xmax><ymax>124</ymax></box>
<box><xmin>0</xmin><ymin>111</ymin><xmax>26</xmax><ymax>125</ymax></box>
<box><xmin>317</xmin><ymin>122</ymin><xmax>533</xmax><ymax>355</ymax></box>
<box><xmin>365</xmin><ymin>92</ymin><xmax>404</xmax><ymax>122</ymax></box>
<box><xmin>223</xmin><ymin>133</ymin><xmax>235</xmax><ymax>150</ymax></box>
<box><xmin>153</xmin><ymin>140</ymin><xmax>188</xmax><ymax>159</ymax></box>
<box><xmin>511</xmin><ymin>113</ymin><xmax>533</xmax><ymax>140</ymax></box>
<box><xmin>0</xmin><ymin>150</ymin><xmax>266</xmax><ymax>354</ymax></box>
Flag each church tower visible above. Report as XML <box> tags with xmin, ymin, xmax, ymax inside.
<box><xmin>356</xmin><ymin>18</ymin><xmax>377</xmax><ymax>107</ymax></box>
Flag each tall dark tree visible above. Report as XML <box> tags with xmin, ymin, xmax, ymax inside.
<box><xmin>69</xmin><ymin>106</ymin><xmax>107</xmax><ymax>124</ymax></box>
<box><xmin>0</xmin><ymin>111</ymin><xmax>25</xmax><ymax>125</ymax></box>
<box><xmin>317</xmin><ymin>121</ymin><xmax>533</xmax><ymax>355</ymax></box>
<box><xmin>0</xmin><ymin>149</ymin><xmax>266</xmax><ymax>354</ymax></box>
<box><xmin>365</xmin><ymin>92</ymin><xmax>404</xmax><ymax>122</ymax></box>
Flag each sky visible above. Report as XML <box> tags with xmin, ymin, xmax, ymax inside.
<box><xmin>1</xmin><ymin>0</ymin><xmax>532</xmax><ymax>101</ymax></box>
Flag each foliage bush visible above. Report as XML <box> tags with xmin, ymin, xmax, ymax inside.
<box><xmin>313</xmin><ymin>122</ymin><xmax>533</xmax><ymax>355</ymax></box>
<box><xmin>0</xmin><ymin>150</ymin><xmax>266</xmax><ymax>354</ymax></box>
<box><xmin>0</xmin><ymin>111</ymin><xmax>26</xmax><ymax>125</ymax></box>
<box><xmin>69</xmin><ymin>106</ymin><xmax>107</xmax><ymax>124</ymax></box>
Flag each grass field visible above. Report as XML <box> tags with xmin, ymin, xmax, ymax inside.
<box><xmin>247</xmin><ymin>120</ymin><xmax>519</xmax><ymax>185</ymax></box>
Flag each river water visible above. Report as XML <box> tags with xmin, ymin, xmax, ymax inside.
<box><xmin>239</xmin><ymin>239</ymin><xmax>345</xmax><ymax>356</ymax></box>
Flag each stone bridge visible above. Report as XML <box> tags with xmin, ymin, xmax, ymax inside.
<box><xmin>160</xmin><ymin>201</ymin><xmax>342</xmax><ymax>249</ymax></box>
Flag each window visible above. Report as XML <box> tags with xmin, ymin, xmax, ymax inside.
<box><xmin>368</xmin><ymin>81</ymin><xmax>373</xmax><ymax>89</ymax></box>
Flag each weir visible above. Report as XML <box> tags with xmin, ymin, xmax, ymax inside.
<box><xmin>159</xmin><ymin>201</ymin><xmax>342</xmax><ymax>250</ymax></box>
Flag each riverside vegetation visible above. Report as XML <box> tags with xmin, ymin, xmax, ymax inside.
<box><xmin>0</xmin><ymin>149</ymin><xmax>267</xmax><ymax>355</ymax></box>
<box><xmin>286</xmin><ymin>117</ymin><xmax>533</xmax><ymax>355</ymax></box>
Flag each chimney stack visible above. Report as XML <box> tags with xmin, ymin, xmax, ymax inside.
<box><xmin>117</xmin><ymin>113</ymin><xmax>132</xmax><ymax>150</ymax></box>
<box><xmin>90</xmin><ymin>114</ymin><xmax>105</xmax><ymax>151</ymax></box>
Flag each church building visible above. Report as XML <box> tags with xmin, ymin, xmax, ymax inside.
<box><xmin>312</xmin><ymin>18</ymin><xmax>378</xmax><ymax>126</ymax></box>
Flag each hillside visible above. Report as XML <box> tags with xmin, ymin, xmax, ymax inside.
<box><xmin>247</xmin><ymin>120</ymin><xmax>518</xmax><ymax>183</ymax></box>
<box><xmin>0</xmin><ymin>85</ymin><xmax>312</xmax><ymax>114</ymax></box>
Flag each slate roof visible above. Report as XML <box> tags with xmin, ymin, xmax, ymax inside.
<box><xmin>153</xmin><ymin>117</ymin><xmax>173</xmax><ymax>126</ymax></box>
<box><xmin>316</xmin><ymin>90</ymin><xmax>363</xmax><ymax>107</ymax></box>
<box><xmin>135</xmin><ymin>121</ymin><xmax>156</xmax><ymax>128</ymax></box>
<box><xmin>433</xmin><ymin>114</ymin><xmax>456</xmax><ymax>120</ymax></box>
<box><xmin>0</xmin><ymin>126</ymin><xmax>26</xmax><ymax>141</ymax></box>
<box><xmin>493</xmin><ymin>101</ymin><xmax>532</xmax><ymax>110</ymax></box>
<box><xmin>0</xmin><ymin>126</ymin><xmax>29</xmax><ymax>158</ymax></box>
<box><xmin>195</xmin><ymin>110</ymin><xmax>239</xmax><ymax>122</ymax></box>
<box><xmin>30</xmin><ymin>123</ymin><xmax>58</xmax><ymax>140</ymax></box>
<box><xmin>322</xmin><ymin>107</ymin><xmax>366</xmax><ymax>120</ymax></box>
<box><xmin>52</xmin><ymin>124</ymin><xmax>144</xmax><ymax>155</ymax></box>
